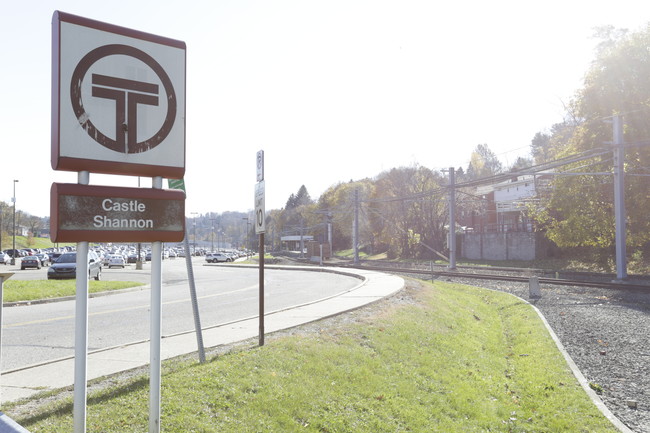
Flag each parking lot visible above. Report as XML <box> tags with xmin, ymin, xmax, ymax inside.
<box><xmin>2</xmin><ymin>257</ymin><xmax>186</xmax><ymax>284</ymax></box>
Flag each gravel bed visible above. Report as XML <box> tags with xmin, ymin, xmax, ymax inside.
<box><xmin>441</xmin><ymin>275</ymin><xmax>650</xmax><ymax>433</ymax></box>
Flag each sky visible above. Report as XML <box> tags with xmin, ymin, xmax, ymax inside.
<box><xmin>2</xmin><ymin>0</ymin><xmax>650</xmax><ymax>219</ymax></box>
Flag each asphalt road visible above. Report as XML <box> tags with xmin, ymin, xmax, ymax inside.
<box><xmin>0</xmin><ymin>257</ymin><xmax>359</xmax><ymax>371</ymax></box>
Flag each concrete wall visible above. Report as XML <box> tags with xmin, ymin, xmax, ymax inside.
<box><xmin>461</xmin><ymin>232</ymin><xmax>539</xmax><ymax>261</ymax></box>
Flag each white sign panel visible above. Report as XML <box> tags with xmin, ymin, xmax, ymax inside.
<box><xmin>52</xmin><ymin>11</ymin><xmax>186</xmax><ymax>178</ymax></box>
<box><xmin>256</xmin><ymin>150</ymin><xmax>264</xmax><ymax>182</ymax></box>
<box><xmin>255</xmin><ymin>181</ymin><xmax>265</xmax><ymax>234</ymax></box>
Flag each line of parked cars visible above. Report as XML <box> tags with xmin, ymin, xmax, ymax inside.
<box><xmin>1</xmin><ymin>247</ymin><xmax>63</xmax><ymax>268</ymax></box>
<box><xmin>3</xmin><ymin>243</ymin><xmax>203</xmax><ymax>277</ymax></box>
<box><xmin>204</xmin><ymin>250</ymin><xmax>246</xmax><ymax>263</ymax></box>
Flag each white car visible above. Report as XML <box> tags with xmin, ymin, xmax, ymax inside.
<box><xmin>205</xmin><ymin>253</ymin><xmax>231</xmax><ymax>263</ymax></box>
<box><xmin>107</xmin><ymin>254</ymin><xmax>126</xmax><ymax>268</ymax></box>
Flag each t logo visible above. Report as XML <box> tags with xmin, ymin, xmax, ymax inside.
<box><xmin>91</xmin><ymin>74</ymin><xmax>159</xmax><ymax>153</ymax></box>
<box><xmin>70</xmin><ymin>44</ymin><xmax>177</xmax><ymax>154</ymax></box>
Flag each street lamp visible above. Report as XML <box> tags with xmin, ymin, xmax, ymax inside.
<box><xmin>210</xmin><ymin>218</ymin><xmax>217</xmax><ymax>253</ymax></box>
<box><xmin>11</xmin><ymin>179</ymin><xmax>18</xmax><ymax>266</ymax></box>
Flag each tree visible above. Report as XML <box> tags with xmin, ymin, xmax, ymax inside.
<box><xmin>530</xmin><ymin>132</ymin><xmax>551</xmax><ymax>164</ymax></box>
<box><xmin>532</xmin><ymin>24</ymin><xmax>650</xmax><ymax>252</ymax></box>
<box><xmin>370</xmin><ymin>165</ymin><xmax>447</xmax><ymax>259</ymax></box>
<box><xmin>285</xmin><ymin>185</ymin><xmax>312</xmax><ymax>210</ymax></box>
<box><xmin>317</xmin><ymin>179</ymin><xmax>374</xmax><ymax>252</ymax></box>
<box><xmin>466</xmin><ymin>144</ymin><xmax>503</xmax><ymax>179</ymax></box>
<box><xmin>508</xmin><ymin>156</ymin><xmax>533</xmax><ymax>172</ymax></box>
<box><xmin>26</xmin><ymin>215</ymin><xmax>42</xmax><ymax>237</ymax></box>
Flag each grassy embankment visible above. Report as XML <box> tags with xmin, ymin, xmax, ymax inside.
<box><xmin>11</xmin><ymin>280</ymin><xmax>618</xmax><ymax>433</ymax></box>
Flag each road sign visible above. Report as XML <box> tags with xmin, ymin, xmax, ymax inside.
<box><xmin>52</xmin><ymin>11</ymin><xmax>186</xmax><ymax>179</ymax></box>
<box><xmin>256</xmin><ymin>150</ymin><xmax>264</xmax><ymax>182</ymax></box>
<box><xmin>255</xmin><ymin>181</ymin><xmax>265</xmax><ymax>234</ymax></box>
<box><xmin>167</xmin><ymin>178</ymin><xmax>186</xmax><ymax>192</ymax></box>
<box><xmin>50</xmin><ymin>183</ymin><xmax>185</xmax><ymax>242</ymax></box>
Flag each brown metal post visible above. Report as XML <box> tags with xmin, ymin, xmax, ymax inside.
<box><xmin>259</xmin><ymin>232</ymin><xmax>265</xmax><ymax>346</ymax></box>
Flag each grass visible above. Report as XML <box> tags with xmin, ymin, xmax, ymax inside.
<box><xmin>0</xmin><ymin>236</ymin><xmax>75</xmax><ymax>252</ymax></box>
<box><xmin>1</xmin><ymin>280</ymin><xmax>145</xmax><ymax>303</ymax></box>
<box><xmin>12</xmin><ymin>280</ymin><xmax>618</xmax><ymax>432</ymax></box>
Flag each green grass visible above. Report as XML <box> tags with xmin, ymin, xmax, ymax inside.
<box><xmin>2</xmin><ymin>280</ymin><xmax>145</xmax><ymax>303</ymax></box>
<box><xmin>12</xmin><ymin>281</ymin><xmax>618</xmax><ymax>432</ymax></box>
<box><xmin>335</xmin><ymin>249</ymin><xmax>370</xmax><ymax>259</ymax></box>
<box><xmin>0</xmin><ymin>236</ymin><xmax>76</xmax><ymax>252</ymax></box>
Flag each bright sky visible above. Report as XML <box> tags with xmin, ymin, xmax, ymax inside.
<box><xmin>2</xmin><ymin>0</ymin><xmax>650</xmax><ymax>218</ymax></box>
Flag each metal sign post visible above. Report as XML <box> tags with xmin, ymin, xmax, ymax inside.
<box><xmin>168</xmin><ymin>179</ymin><xmax>205</xmax><ymax>363</ymax></box>
<box><xmin>149</xmin><ymin>238</ymin><xmax>163</xmax><ymax>433</ymax></box>
<box><xmin>73</xmin><ymin>171</ymin><xmax>90</xmax><ymax>433</ymax></box>
<box><xmin>0</xmin><ymin>272</ymin><xmax>14</xmax><ymax>407</ymax></box>
<box><xmin>255</xmin><ymin>151</ymin><xmax>265</xmax><ymax>346</ymax></box>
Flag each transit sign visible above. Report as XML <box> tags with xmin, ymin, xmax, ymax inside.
<box><xmin>255</xmin><ymin>180</ymin><xmax>265</xmax><ymax>234</ymax></box>
<box><xmin>50</xmin><ymin>183</ymin><xmax>185</xmax><ymax>242</ymax></box>
<box><xmin>256</xmin><ymin>150</ymin><xmax>264</xmax><ymax>182</ymax></box>
<box><xmin>51</xmin><ymin>11</ymin><xmax>186</xmax><ymax>178</ymax></box>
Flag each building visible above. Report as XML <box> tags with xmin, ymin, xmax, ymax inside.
<box><xmin>460</xmin><ymin>173</ymin><xmax>552</xmax><ymax>260</ymax></box>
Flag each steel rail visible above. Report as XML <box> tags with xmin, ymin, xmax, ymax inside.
<box><xmin>341</xmin><ymin>264</ymin><xmax>650</xmax><ymax>291</ymax></box>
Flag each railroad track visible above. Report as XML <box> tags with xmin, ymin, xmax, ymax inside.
<box><xmin>339</xmin><ymin>263</ymin><xmax>650</xmax><ymax>291</ymax></box>
<box><xmin>273</xmin><ymin>253</ymin><xmax>650</xmax><ymax>290</ymax></box>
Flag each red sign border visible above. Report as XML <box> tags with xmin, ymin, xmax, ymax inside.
<box><xmin>51</xmin><ymin>10</ymin><xmax>186</xmax><ymax>179</ymax></box>
<box><xmin>51</xmin><ymin>183</ymin><xmax>186</xmax><ymax>243</ymax></box>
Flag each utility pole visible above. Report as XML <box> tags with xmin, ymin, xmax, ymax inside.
<box><xmin>448</xmin><ymin>167</ymin><xmax>457</xmax><ymax>270</ymax></box>
<box><xmin>327</xmin><ymin>211</ymin><xmax>333</xmax><ymax>248</ymax></box>
<box><xmin>11</xmin><ymin>180</ymin><xmax>18</xmax><ymax>266</ymax></box>
<box><xmin>612</xmin><ymin>114</ymin><xmax>627</xmax><ymax>280</ymax></box>
<box><xmin>299</xmin><ymin>218</ymin><xmax>305</xmax><ymax>259</ymax></box>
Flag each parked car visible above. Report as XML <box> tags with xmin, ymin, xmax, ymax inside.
<box><xmin>48</xmin><ymin>251</ymin><xmax>102</xmax><ymax>280</ymax></box>
<box><xmin>205</xmin><ymin>253</ymin><xmax>231</xmax><ymax>263</ymax></box>
<box><xmin>107</xmin><ymin>254</ymin><xmax>126</xmax><ymax>268</ymax></box>
<box><xmin>127</xmin><ymin>252</ymin><xmax>140</xmax><ymax>263</ymax></box>
<box><xmin>4</xmin><ymin>249</ymin><xmax>22</xmax><ymax>259</ymax></box>
<box><xmin>49</xmin><ymin>252</ymin><xmax>63</xmax><ymax>263</ymax></box>
<box><xmin>0</xmin><ymin>252</ymin><xmax>11</xmax><ymax>265</ymax></box>
<box><xmin>21</xmin><ymin>256</ymin><xmax>41</xmax><ymax>270</ymax></box>
<box><xmin>35</xmin><ymin>253</ymin><xmax>50</xmax><ymax>267</ymax></box>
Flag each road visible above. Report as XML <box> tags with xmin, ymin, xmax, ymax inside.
<box><xmin>0</xmin><ymin>257</ymin><xmax>359</xmax><ymax>371</ymax></box>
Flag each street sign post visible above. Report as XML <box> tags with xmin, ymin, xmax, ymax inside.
<box><xmin>52</xmin><ymin>11</ymin><xmax>186</xmax><ymax>433</ymax></box>
<box><xmin>255</xmin><ymin>181</ymin><xmax>266</xmax><ymax>234</ymax></box>
<box><xmin>167</xmin><ymin>179</ymin><xmax>205</xmax><ymax>364</ymax></box>
<box><xmin>255</xmin><ymin>151</ymin><xmax>265</xmax><ymax>346</ymax></box>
